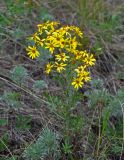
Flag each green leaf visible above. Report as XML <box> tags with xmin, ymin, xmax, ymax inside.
<box><xmin>10</xmin><ymin>66</ymin><xmax>28</xmax><ymax>85</ymax></box>
<box><xmin>33</xmin><ymin>80</ymin><xmax>47</xmax><ymax>91</ymax></box>
<box><xmin>62</xmin><ymin>140</ymin><xmax>72</xmax><ymax>154</ymax></box>
<box><xmin>2</xmin><ymin>91</ymin><xmax>21</xmax><ymax>108</ymax></box>
<box><xmin>0</xmin><ymin>118</ymin><xmax>8</xmax><ymax>126</ymax></box>
<box><xmin>23</xmin><ymin>128</ymin><xmax>60</xmax><ymax>160</ymax></box>
<box><xmin>15</xmin><ymin>114</ymin><xmax>32</xmax><ymax>131</ymax></box>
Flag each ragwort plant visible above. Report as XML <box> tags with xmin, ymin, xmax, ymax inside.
<box><xmin>26</xmin><ymin>21</ymin><xmax>96</xmax><ymax>159</ymax></box>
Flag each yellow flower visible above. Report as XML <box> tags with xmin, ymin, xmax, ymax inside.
<box><xmin>71</xmin><ymin>77</ymin><xmax>84</xmax><ymax>89</ymax></box>
<box><xmin>81</xmin><ymin>50</ymin><xmax>89</xmax><ymax>57</ymax></box>
<box><xmin>37</xmin><ymin>39</ymin><xmax>45</xmax><ymax>47</ymax></box>
<box><xmin>70</xmin><ymin>26</ymin><xmax>83</xmax><ymax>37</ymax></box>
<box><xmin>45</xmin><ymin>29</ymin><xmax>54</xmax><ymax>36</ymax></box>
<box><xmin>26</xmin><ymin>46</ymin><xmax>40</xmax><ymax>59</ymax></box>
<box><xmin>46</xmin><ymin>35</ymin><xmax>55</xmax><ymax>41</ymax></box>
<box><xmin>79</xmin><ymin>71</ymin><xmax>91</xmax><ymax>82</ymax></box>
<box><xmin>45</xmin><ymin>40</ymin><xmax>55</xmax><ymax>54</ymax></box>
<box><xmin>44</xmin><ymin>21</ymin><xmax>59</xmax><ymax>32</ymax></box>
<box><xmin>83</xmin><ymin>75</ymin><xmax>91</xmax><ymax>82</ymax></box>
<box><xmin>55</xmin><ymin>53</ymin><xmax>69</xmax><ymax>62</ymax></box>
<box><xmin>29</xmin><ymin>32</ymin><xmax>40</xmax><ymax>42</ymax></box>
<box><xmin>55</xmin><ymin>62</ymin><xmax>67</xmax><ymax>73</ymax></box>
<box><xmin>50</xmin><ymin>21</ymin><xmax>60</xmax><ymax>27</ymax></box>
<box><xmin>73</xmin><ymin>50</ymin><xmax>86</xmax><ymax>60</ymax></box>
<box><xmin>75</xmin><ymin>65</ymin><xmax>86</xmax><ymax>75</ymax></box>
<box><xmin>69</xmin><ymin>37</ymin><xmax>78</xmax><ymax>50</ymax></box>
<box><xmin>59</xmin><ymin>27</ymin><xmax>71</xmax><ymax>36</ymax></box>
<box><xmin>75</xmin><ymin>66</ymin><xmax>91</xmax><ymax>82</ymax></box>
<box><xmin>37</xmin><ymin>24</ymin><xmax>43</xmax><ymax>34</ymax></box>
<box><xmin>52</xmin><ymin>32</ymin><xmax>64</xmax><ymax>42</ymax></box>
<box><xmin>59</xmin><ymin>38</ymin><xmax>67</xmax><ymax>49</ymax></box>
<box><xmin>83</xmin><ymin>54</ymin><xmax>96</xmax><ymax>66</ymax></box>
<box><xmin>45</xmin><ymin>62</ymin><xmax>54</xmax><ymax>74</ymax></box>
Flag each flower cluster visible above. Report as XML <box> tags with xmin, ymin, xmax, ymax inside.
<box><xmin>26</xmin><ymin>21</ymin><xmax>96</xmax><ymax>89</ymax></box>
